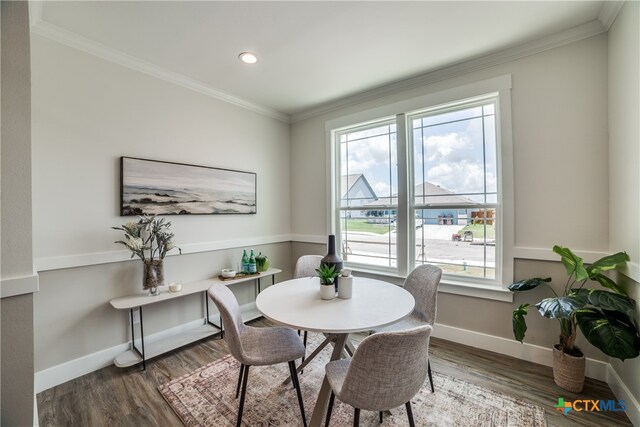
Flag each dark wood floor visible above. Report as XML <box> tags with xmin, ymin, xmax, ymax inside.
<box><xmin>37</xmin><ymin>319</ymin><xmax>632</xmax><ymax>426</ymax></box>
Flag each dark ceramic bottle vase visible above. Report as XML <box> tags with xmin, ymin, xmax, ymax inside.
<box><xmin>321</xmin><ymin>235</ymin><xmax>343</xmax><ymax>291</ymax></box>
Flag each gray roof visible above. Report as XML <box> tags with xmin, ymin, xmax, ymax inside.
<box><xmin>341</xmin><ymin>174</ymin><xmax>377</xmax><ymax>200</ymax></box>
<box><xmin>365</xmin><ymin>182</ymin><xmax>475</xmax><ymax>206</ymax></box>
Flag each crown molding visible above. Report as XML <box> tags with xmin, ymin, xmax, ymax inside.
<box><xmin>30</xmin><ymin>19</ymin><xmax>290</xmax><ymax>123</ymax></box>
<box><xmin>598</xmin><ymin>0</ymin><xmax>625</xmax><ymax>31</ymax></box>
<box><xmin>291</xmin><ymin>19</ymin><xmax>607</xmax><ymax>123</ymax></box>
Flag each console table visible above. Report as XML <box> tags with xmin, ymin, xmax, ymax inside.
<box><xmin>109</xmin><ymin>268</ymin><xmax>281</xmax><ymax>370</ymax></box>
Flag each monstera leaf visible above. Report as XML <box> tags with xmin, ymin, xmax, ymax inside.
<box><xmin>587</xmin><ymin>252</ymin><xmax>630</xmax><ymax>276</ymax></box>
<box><xmin>576</xmin><ymin>308</ymin><xmax>640</xmax><ymax>361</ymax></box>
<box><xmin>553</xmin><ymin>245</ymin><xmax>589</xmax><ymax>281</ymax></box>
<box><xmin>589</xmin><ymin>272</ymin><xmax>627</xmax><ymax>296</ymax></box>
<box><xmin>535</xmin><ymin>296</ymin><xmax>582</xmax><ymax>319</ymax></box>
<box><xmin>572</xmin><ymin>289</ymin><xmax>637</xmax><ymax>323</ymax></box>
<box><xmin>512</xmin><ymin>304</ymin><xmax>530</xmax><ymax>343</ymax></box>
<box><xmin>508</xmin><ymin>277</ymin><xmax>551</xmax><ymax>291</ymax></box>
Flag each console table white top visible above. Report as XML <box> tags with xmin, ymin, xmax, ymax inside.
<box><xmin>109</xmin><ymin>268</ymin><xmax>281</xmax><ymax>310</ymax></box>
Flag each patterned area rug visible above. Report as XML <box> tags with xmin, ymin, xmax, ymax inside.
<box><xmin>159</xmin><ymin>335</ymin><xmax>547</xmax><ymax>426</ymax></box>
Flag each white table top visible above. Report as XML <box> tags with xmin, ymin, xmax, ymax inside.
<box><xmin>255</xmin><ymin>277</ymin><xmax>415</xmax><ymax>334</ymax></box>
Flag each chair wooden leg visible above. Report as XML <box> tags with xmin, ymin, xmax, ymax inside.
<box><xmin>237</xmin><ymin>365</ymin><xmax>250</xmax><ymax>427</ymax></box>
<box><xmin>379</xmin><ymin>411</ymin><xmax>383</xmax><ymax>423</ymax></box>
<box><xmin>405</xmin><ymin>402</ymin><xmax>415</xmax><ymax>427</ymax></box>
<box><xmin>427</xmin><ymin>360</ymin><xmax>434</xmax><ymax>393</ymax></box>
<box><xmin>288</xmin><ymin>361</ymin><xmax>307</xmax><ymax>427</ymax></box>
<box><xmin>353</xmin><ymin>408</ymin><xmax>360</xmax><ymax>427</ymax></box>
<box><xmin>325</xmin><ymin>391</ymin><xmax>335</xmax><ymax>427</ymax></box>
<box><xmin>235</xmin><ymin>364</ymin><xmax>245</xmax><ymax>399</ymax></box>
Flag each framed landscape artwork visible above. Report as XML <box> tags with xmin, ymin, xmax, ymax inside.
<box><xmin>120</xmin><ymin>157</ymin><xmax>257</xmax><ymax>216</ymax></box>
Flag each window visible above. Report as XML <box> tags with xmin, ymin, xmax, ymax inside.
<box><xmin>338</xmin><ymin>121</ymin><xmax>398</xmax><ymax>268</ymax></box>
<box><xmin>411</xmin><ymin>101</ymin><xmax>497</xmax><ymax>280</ymax></box>
<box><xmin>330</xmin><ymin>77</ymin><xmax>513</xmax><ymax>288</ymax></box>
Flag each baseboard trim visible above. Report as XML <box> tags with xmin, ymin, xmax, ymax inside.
<box><xmin>432</xmin><ymin>323</ymin><xmax>609</xmax><ymax>382</ymax></box>
<box><xmin>33</xmin><ymin>392</ymin><xmax>40</xmax><ymax>427</ymax></box>
<box><xmin>35</xmin><ymin>341</ymin><xmax>129</xmax><ymax>394</ymax></box>
<box><xmin>35</xmin><ymin>302</ymin><xmax>259</xmax><ymax>393</ymax></box>
<box><xmin>607</xmin><ymin>364</ymin><xmax>640</xmax><ymax>426</ymax></box>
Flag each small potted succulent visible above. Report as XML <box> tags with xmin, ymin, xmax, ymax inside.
<box><xmin>316</xmin><ymin>264</ymin><xmax>340</xmax><ymax>300</ymax></box>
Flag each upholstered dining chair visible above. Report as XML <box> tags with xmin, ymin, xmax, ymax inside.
<box><xmin>207</xmin><ymin>284</ymin><xmax>307</xmax><ymax>427</ymax></box>
<box><xmin>371</xmin><ymin>264</ymin><xmax>442</xmax><ymax>393</ymax></box>
<box><xmin>294</xmin><ymin>255</ymin><xmax>324</xmax><ymax>279</ymax></box>
<box><xmin>293</xmin><ymin>255</ymin><xmax>323</xmax><ymax>361</ymax></box>
<box><xmin>324</xmin><ymin>325</ymin><xmax>433</xmax><ymax>427</ymax></box>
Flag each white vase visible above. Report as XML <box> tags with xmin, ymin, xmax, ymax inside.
<box><xmin>338</xmin><ymin>275</ymin><xmax>353</xmax><ymax>299</ymax></box>
<box><xmin>320</xmin><ymin>284</ymin><xmax>336</xmax><ymax>300</ymax></box>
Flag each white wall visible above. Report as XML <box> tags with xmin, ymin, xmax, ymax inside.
<box><xmin>292</xmin><ymin>35</ymin><xmax>609</xmax><ymax>253</ymax></box>
<box><xmin>1</xmin><ymin>2</ymin><xmax>35</xmax><ymax>425</ymax></box>
<box><xmin>291</xmin><ymin>34</ymin><xmax>610</xmax><ymax>355</ymax></box>
<box><xmin>31</xmin><ymin>34</ymin><xmax>292</xmax><ymax>374</ymax></box>
<box><xmin>608</xmin><ymin>0</ymin><xmax>640</xmax><ymax>410</ymax></box>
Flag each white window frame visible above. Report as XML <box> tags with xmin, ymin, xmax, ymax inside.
<box><xmin>326</xmin><ymin>75</ymin><xmax>514</xmax><ymax>301</ymax></box>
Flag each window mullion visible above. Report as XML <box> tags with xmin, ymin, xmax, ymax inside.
<box><xmin>396</xmin><ymin>113</ymin><xmax>409</xmax><ymax>277</ymax></box>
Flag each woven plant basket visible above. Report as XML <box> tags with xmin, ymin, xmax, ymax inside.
<box><xmin>552</xmin><ymin>344</ymin><xmax>585</xmax><ymax>393</ymax></box>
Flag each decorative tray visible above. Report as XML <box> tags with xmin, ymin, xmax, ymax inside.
<box><xmin>217</xmin><ymin>272</ymin><xmax>261</xmax><ymax>281</ymax></box>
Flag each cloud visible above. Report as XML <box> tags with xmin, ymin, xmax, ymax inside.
<box><xmin>345</xmin><ymin>134</ymin><xmax>394</xmax><ymax>174</ymax></box>
<box><xmin>373</xmin><ymin>181</ymin><xmax>391</xmax><ymax>197</ymax></box>
<box><xmin>422</xmin><ymin>131</ymin><xmax>494</xmax><ymax>194</ymax></box>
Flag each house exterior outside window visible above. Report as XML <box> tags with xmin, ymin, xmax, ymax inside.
<box><xmin>328</xmin><ymin>76</ymin><xmax>514</xmax><ymax>293</ymax></box>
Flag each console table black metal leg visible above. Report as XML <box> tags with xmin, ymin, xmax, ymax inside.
<box><xmin>204</xmin><ymin>291</ymin><xmax>223</xmax><ymax>339</ymax></box>
<box><xmin>129</xmin><ymin>307</ymin><xmax>146</xmax><ymax>371</ymax></box>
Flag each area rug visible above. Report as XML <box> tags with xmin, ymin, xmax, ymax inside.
<box><xmin>159</xmin><ymin>335</ymin><xmax>547</xmax><ymax>427</ymax></box>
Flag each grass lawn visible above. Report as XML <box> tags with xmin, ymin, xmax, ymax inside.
<box><xmin>457</xmin><ymin>223</ymin><xmax>495</xmax><ymax>239</ymax></box>
<box><xmin>343</xmin><ymin>219</ymin><xmax>392</xmax><ymax>235</ymax></box>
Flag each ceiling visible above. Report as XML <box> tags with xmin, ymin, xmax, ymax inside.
<box><xmin>35</xmin><ymin>1</ymin><xmax>607</xmax><ymax>117</ymax></box>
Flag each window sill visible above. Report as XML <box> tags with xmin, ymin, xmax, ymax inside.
<box><xmin>347</xmin><ymin>266</ymin><xmax>514</xmax><ymax>302</ymax></box>
<box><xmin>438</xmin><ymin>279</ymin><xmax>513</xmax><ymax>302</ymax></box>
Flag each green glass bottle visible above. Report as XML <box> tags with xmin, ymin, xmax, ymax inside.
<box><xmin>248</xmin><ymin>249</ymin><xmax>257</xmax><ymax>273</ymax></box>
<box><xmin>241</xmin><ymin>249</ymin><xmax>249</xmax><ymax>273</ymax></box>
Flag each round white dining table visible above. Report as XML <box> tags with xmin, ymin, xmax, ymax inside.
<box><xmin>256</xmin><ymin>276</ymin><xmax>415</xmax><ymax>427</ymax></box>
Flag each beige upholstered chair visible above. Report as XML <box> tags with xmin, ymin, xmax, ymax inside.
<box><xmin>371</xmin><ymin>264</ymin><xmax>442</xmax><ymax>392</ymax></box>
<box><xmin>208</xmin><ymin>284</ymin><xmax>307</xmax><ymax>427</ymax></box>
<box><xmin>325</xmin><ymin>325</ymin><xmax>433</xmax><ymax>427</ymax></box>
<box><xmin>294</xmin><ymin>255</ymin><xmax>323</xmax><ymax>278</ymax></box>
<box><xmin>293</xmin><ymin>255</ymin><xmax>323</xmax><ymax>362</ymax></box>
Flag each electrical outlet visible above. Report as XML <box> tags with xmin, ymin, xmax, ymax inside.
<box><xmin>131</xmin><ymin>309</ymin><xmax>141</xmax><ymax>325</ymax></box>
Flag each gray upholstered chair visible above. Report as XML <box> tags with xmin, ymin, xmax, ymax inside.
<box><xmin>371</xmin><ymin>264</ymin><xmax>442</xmax><ymax>392</ymax></box>
<box><xmin>324</xmin><ymin>325</ymin><xmax>433</xmax><ymax>427</ymax></box>
<box><xmin>207</xmin><ymin>284</ymin><xmax>307</xmax><ymax>427</ymax></box>
<box><xmin>294</xmin><ymin>255</ymin><xmax>324</xmax><ymax>279</ymax></box>
<box><xmin>293</xmin><ymin>255</ymin><xmax>323</xmax><ymax>362</ymax></box>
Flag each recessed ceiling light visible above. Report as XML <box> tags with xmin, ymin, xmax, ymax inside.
<box><xmin>239</xmin><ymin>52</ymin><xmax>258</xmax><ymax>64</ymax></box>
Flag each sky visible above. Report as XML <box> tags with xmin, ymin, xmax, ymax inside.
<box><xmin>341</xmin><ymin>103</ymin><xmax>497</xmax><ymax>205</ymax></box>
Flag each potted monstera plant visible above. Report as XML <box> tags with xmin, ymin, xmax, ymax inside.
<box><xmin>509</xmin><ymin>245</ymin><xmax>640</xmax><ymax>392</ymax></box>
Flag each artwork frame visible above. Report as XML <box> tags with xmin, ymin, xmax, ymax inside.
<box><xmin>120</xmin><ymin>156</ymin><xmax>257</xmax><ymax>216</ymax></box>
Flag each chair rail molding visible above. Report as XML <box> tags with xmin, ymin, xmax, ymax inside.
<box><xmin>35</xmin><ymin>234</ymin><xmax>293</xmax><ymax>271</ymax></box>
<box><xmin>1</xmin><ymin>270</ymin><xmax>40</xmax><ymax>298</ymax></box>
